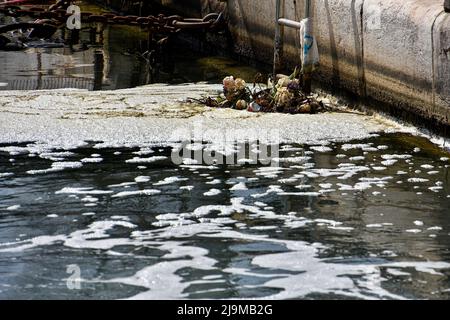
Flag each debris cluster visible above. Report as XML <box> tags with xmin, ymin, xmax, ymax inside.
<box><xmin>196</xmin><ymin>70</ymin><xmax>332</xmax><ymax>114</ymax></box>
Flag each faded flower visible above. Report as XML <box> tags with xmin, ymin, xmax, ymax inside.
<box><xmin>274</xmin><ymin>87</ymin><xmax>294</xmax><ymax>107</ymax></box>
<box><xmin>223</xmin><ymin>76</ymin><xmax>236</xmax><ymax>91</ymax></box>
<box><xmin>234</xmin><ymin>78</ymin><xmax>246</xmax><ymax>91</ymax></box>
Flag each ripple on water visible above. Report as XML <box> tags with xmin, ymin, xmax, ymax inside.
<box><xmin>0</xmin><ymin>133</ymin><xmax>450</xmax><ymax>299</ymax></box>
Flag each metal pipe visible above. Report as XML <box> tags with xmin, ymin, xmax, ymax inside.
<box><xmin>278</xmin><ymin>18</ymin><xmax>301</xmax><ymax>29</ymax></box>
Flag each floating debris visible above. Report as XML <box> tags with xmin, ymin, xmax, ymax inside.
<box><xmin>194</xmin><ymin>70</ymin><xmax>333</xmax><ymax>115</ymax></box>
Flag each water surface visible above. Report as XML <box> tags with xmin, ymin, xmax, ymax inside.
<box><xmin>1</xmin><ymin>133</ymin><xmax>449</xmax><ymax>299</ymax></box>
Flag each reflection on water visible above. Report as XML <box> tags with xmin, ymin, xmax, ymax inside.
<box><xmin>0</xmin><ymin>3</ymin><xmax>260</xmax><ymax>91</ymax></box>
<box><xmin>0</xmin><ymin>133</ymin><xmax>450</xmax><ymax>299</ymax></box>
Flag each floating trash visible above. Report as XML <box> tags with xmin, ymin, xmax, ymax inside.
<box><xmin>195</xmin><ymin>70</ymin><xmax>332</xmax><ymax>114</ymax></box>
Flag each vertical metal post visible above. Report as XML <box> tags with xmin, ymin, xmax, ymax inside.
<box><xmin>303</xmin><ymin>0</ymin><xmax>312</xmax><ymax>94</ymax></box>
<box><xmin>93</xmin><ymin>49</ymin><xmax>104</xmax><ymax>91</ymax></box>
<box><xmin>273</xmin><ymin>0</ymin><xmax>283</xmax><ymax>77</ymax></box>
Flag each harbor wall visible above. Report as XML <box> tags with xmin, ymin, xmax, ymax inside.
<box><xmin>102</xmin><ymin>0</ymin><xmax>450</xmax><ymax>125</ymax></box>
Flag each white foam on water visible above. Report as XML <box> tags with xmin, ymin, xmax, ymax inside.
<box><xmin>112</xmin><ymin>189</ymin><xmax>161</xmax><ymax>198</ymax></box>
<box><xmin>278</xmin><ymin>178</ymin><xmax>300</xmax><ymax>184</ymax></box>
<box><xmin>81</xmin><ymin>196</ymin><xmax>98</xmax><ymax>203</ymax></box>
<box><xmin>156</xmin><ymin>213</ymin><xmax>185</xmax><ymax>221</ymax></box>
<box><xmin>314</xmin><ymin>219</ymin><xmax>342</xmax><ymax>227</ymax></box>
<box><xmin>407</xmin><ymin>178</ymin><xmax>429</xmax><ymax>183</ymax></box>
<box><xmin>381</xmin><ymin>159</ymin><xmax>398</xmax><ymax>166</ymax></box>
<box><xmin>181</xmin><ymin>158</ymin><xmax>198</xmax><ymax>165</ymax></box>
<box><xmin>125</xmin><ymin>156</ymin><xmax>167</xmax><ymax>164</ymax></box>
<box><xmin>274</xmin><ymin>156</ymin><xmax>311</xmax><ymax>163</ymax></box>
<box><xmin>27</xmin><ymin>161</ymin><xmax>83</xmax><ymax>175</ymax></box>
<box><xmin>381</xmin><ymin>154</ymin><xmax>412</xmax><ymax>160</ymax></box>
<box><xmin>230</xmin><ymin>182</ymin><xmax>248</xmax><ymax>191</ymax></box>
<box><xmin>341</xmin><ymin>143</ymin><xmax>373</xmax><ymax>151</ymax></box>
<box><xmin>278</xmin><ymin>191</ymin><xmax>321</xmax><ymax>196</ymax></box>
<box><xmin>206</xmin><ymin>179</ymin><xmax>221</xmax><ymax>185</ymax></box>
<box><xmin>386</xmin><ymin>268</ymin><xmax>411</xmax><ymax>277</ymax></box>
<box><xmin>108</xmin><ymin>243</ymin><xmax>217</xmax><ymax>300</ymax></box>
<box><xmin>133</xmin><ymin>148</ymin><xmax>154</xmax><ymax>156</ymax></box>
<box><xmin>0</xmin><ymin>146</ymin><xmax>29</xmax><ymax>155</ymax></box>
<box><xmin>251</xmin><ymin>226</ymin><xmax>278</xmax><ymax>231</ymax></box>
<box><xmin>327</xmin><ymin>226</ymin><xmax>353</xmax><ymax>232</ymax></box>
<box><xmin>111</xmin><ymin>215</ymin><xmax>131</xmax><ymax>221</ymax></box>
<box><xmin>39</xmin><ymin>151</ymin><xmax>76</xmax><ymax>161</ymax></box>
<box><xmin>107</xmin><ymin>182</ymin><xmax>137</xmax><ymax>188</ymax></box>
<box><xmin>251</xmin><ymin>185</ymin><xmax>284</xmax><ymax>198</ymax></box>
<box><xmin>135</xmin><ymin>176</ymin><xmax>150</xmax><ymax>183</ymax></box>
<box><xmin>6</xmin><ymin>205</ymin><xmax>21</xmax><ymax>211</ymax></box>
<box><xmin>55</xmin><ymin>187</ymin><xmax>113</xmax><ymax>195</ymax></box>
<box><xmin>81</xmin><ymin>157</ymin><xmax>103</xmax><ymax>163</ymax></box>
<box><xmin>349</xmin><ymin>156</ymin><xmax>365</xmax><ymax>161</ymax></box>
<box><xmin>310</xmin><ymin>146</ymin><xmax>333</xmax><ymax>152</ymax></box>
<box><xmin>0</xmin><ymin>204</ymin><xmax>449</xmax><ymax>300</ymax></box>
<box><xmin>153</xmin><ymin>176</ymin><xmax>189</xmax><ymax>186</ymax></box>
<box><xmin>405</xmin><ymin>229</ymin><xmax>422</xmax><ymax>233</ymax></box>
<box><xmin>0</xmin><ymin>173</ymin><xmax>14</xmax><ymax>178</ymax></box>
<box><xmin>2</xmin><ymin>84</ymin><xmax>450</xmax><ymax>299</ymax></box>
<box><xmin>203</xmin><ymin>189</ymin><xmax>221</xmax><ymax>196</ymax></box>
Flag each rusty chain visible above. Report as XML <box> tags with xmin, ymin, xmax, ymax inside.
<box><xmin>0</xmin><ymin>3</ymin><xmax>224</xmax><ymax>34</ymax></box>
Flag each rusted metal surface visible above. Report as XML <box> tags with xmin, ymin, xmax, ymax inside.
<box><xmin>0</xmin><ymin>4</ymin><xmax>225</xmax><ymax>35</ymax></box>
